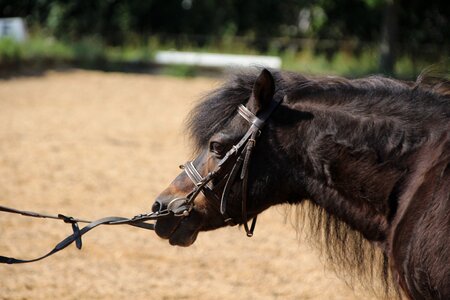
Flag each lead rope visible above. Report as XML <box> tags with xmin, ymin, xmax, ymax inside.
<box><xmin>0</xmin><ymin>205</ymin><xmax>170</xmax><ymax>264</ymax></box>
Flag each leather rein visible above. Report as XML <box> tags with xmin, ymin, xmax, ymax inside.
<box><xmin>0</xmin><ymin>205</ymin><xmax>177</xmax><ymax>264</ymax></box>
<box><xmin>0</xmin><ymin>95</ymin><xmax>283</xmax><ymax>264</ymax></box>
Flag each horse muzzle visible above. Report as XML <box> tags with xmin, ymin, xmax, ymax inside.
<box><xmin>152</xmin><ymin>195</ymin><xmax>200</xmax><ymax>246</ymax></box>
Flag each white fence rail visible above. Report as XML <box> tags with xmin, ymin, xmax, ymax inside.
<box><xmin>155</xmin><ymin>51</ymin><xmax>281</xmax><ymax>69</ymax></box>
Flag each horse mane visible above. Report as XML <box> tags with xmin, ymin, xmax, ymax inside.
<box><xmin>415</xmin><ymin>66</ymin><xmax>450</xmax><ymax>97</ymax></box>
<box><xmin>188</xmin><ymin>68</ymin><xmax>449</xmax><ymax>151</ymax></box>
<box><xmin>186</xmin><ymin>68</ymin><xmax>449</xmax><ymax>296</ymax></box>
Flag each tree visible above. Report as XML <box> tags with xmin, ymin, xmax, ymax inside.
<box><xmin>379</xmin><ymin>0</ymin><xmax>398</xmax><ymax>74</ymax></box>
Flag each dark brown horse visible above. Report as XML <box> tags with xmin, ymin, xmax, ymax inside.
<box><xmin>152</xmin><ymin>69</ymin><xmax>450</xmax><ymax>299</ymax></box>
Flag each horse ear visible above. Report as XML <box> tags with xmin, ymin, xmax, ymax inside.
<box><xmin>248</xmin><ymin>69</ymin><xmax>275</xmax><ymax>114</ymax></box>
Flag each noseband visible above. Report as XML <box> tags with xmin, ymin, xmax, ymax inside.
<box><xmin>174</xmin><ymin>96</ymin><xmax>284</xmax><ymax>237</ymax></box>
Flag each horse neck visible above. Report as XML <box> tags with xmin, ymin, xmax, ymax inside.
<box><xmin>286</xmin><ymin>100</ymin><xmax>423</xmax><ymax>243</ymax></box>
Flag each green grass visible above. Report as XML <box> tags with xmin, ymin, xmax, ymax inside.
<box><xmin>0</xmin><ymin>34</ymin><xmax>445</xmax><ymax>79</ymax></box>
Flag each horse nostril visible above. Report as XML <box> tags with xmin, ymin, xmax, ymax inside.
<box><xmin>152</xmin><ymin>201</ymin><xmax>161</xmax><ymax>213</ymax></box>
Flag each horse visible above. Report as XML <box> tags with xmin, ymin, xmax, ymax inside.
<box><xmin>151</xmin><ymin>68</ymin><xmax>450</xmax><ymax>299</ymax></box>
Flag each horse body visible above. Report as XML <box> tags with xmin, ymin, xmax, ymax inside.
<box><xmin>274</xmin><ymin>73</ymin><xmax>450</xmax><ymax>298</ymax></box>
<box><xmin>152</xmin><ymin>69</ymin><xmax>449</xmax><ymax>299</ymax></box>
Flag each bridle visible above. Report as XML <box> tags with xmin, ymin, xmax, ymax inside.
<box><xmin>0</xmin><ymin>95</ymin><xmax>283</xmax><ymax>264</ymax></box>
<box><xmin>166</xmin><ymin>95</ymin><xmax>284</xmax><ymax>237</ymax></box>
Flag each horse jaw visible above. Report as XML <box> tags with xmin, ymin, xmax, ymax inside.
<box><xmin>154</xmin><ymin>214</ymin><xmax>202</xmax><ymax>247</ymax></box>
<box><xmin>168</xmin><ymin>223</ymin><xmax>200</xmax><ymax>247</ymax></box>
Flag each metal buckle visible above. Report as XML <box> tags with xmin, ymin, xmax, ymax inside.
<box><xmin>167</xmin><ymin>197</ymin><xmax>191</xmax><ymax>217</ymax></box>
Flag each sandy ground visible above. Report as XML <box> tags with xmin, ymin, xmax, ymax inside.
<box><xmin>0</xmin><ymin>70</ymin><xmax>378</xmax><ymax>299</ymax></box>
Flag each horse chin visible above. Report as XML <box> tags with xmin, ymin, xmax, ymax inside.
<box><xmin>169</xmin><ymin>226</ymin><xmax>199</xmax><ymax>247</ymax></box>
<box><xmin>155</xmin><ymin>217</ymin><xmax>201</xmax><ymax>247</ymax></box>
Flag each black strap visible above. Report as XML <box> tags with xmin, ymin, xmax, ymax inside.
<box><xmin>220</xmin><ymin>152</ymin><xmax>245</xmax><ymax>215</ymax></box>
<box><xmin>241</xmin><ymin>131</ymin><xmax>259</xmax><ymax>237</ymax></box>
<box><xmin>0</xmin><ymin>205</ymin><xmax>156</xmax><ymax>264</ymax></box>
<box><xmin>0</xmin><ymin>205</ymin><xmax>91</xmax><ymax>223</ymax></box>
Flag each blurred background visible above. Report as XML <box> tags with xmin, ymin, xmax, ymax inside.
<box><xmin>0</xmin><ymin>0</ymin><xmax>449</xmax><ymax>78</ymax></box>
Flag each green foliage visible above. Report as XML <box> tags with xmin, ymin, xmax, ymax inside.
<box><xmin>161</xmin><ymin>64</ymin><xmax>198</xmax><ymax>77</ymax></box>
<box><xmin>0</xmin><ymin>38</ymin><xmax>22</xmax><ymax>63</ymax></box>
<box><xmin>22</xmin><ymin>36</ymin><xmax>73</xmax><ymax>62</ymax></box>
<box><xmin>46</xmin><ymin>2</ymin><xmax>66</xmax><ymax>34</ymax></box>
<box><xmin>71</xmin><ymin>37</ymin><xmax>106</xmax><ymax>66</ymax></box>
<box><xmin>281</xmin><ymin>46</ymin><xmax>379</xmax><ymax>76</ymax></box>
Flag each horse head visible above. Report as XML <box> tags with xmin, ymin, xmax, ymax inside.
<box><xmin>151</xmin><ymin>69</ymin><xmax>293</xmax><ymax>246</ymax></box>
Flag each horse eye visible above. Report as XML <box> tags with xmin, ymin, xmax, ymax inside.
<box><xmin>209</xmin><ymin>141</ymin><xmax>225</xmax><ymax>156</ymax></box>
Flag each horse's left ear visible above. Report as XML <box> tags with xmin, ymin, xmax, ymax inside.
<box><xmin>248</xmin><ymin>69</ymin><xmax>275</xmax><ymax>114</ymax></box>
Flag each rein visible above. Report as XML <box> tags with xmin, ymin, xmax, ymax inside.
<box><xmin>0</xmin><ymin>95</ymin><xmax>283</xmax><ymax>264</ymax></box>
<box><xmin>0</xmin><ymin>202</ymin><xmax>189</xmax><ymax>264</ymax></box>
